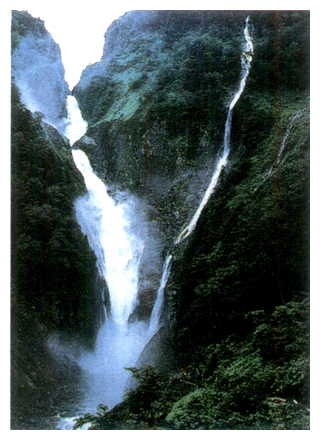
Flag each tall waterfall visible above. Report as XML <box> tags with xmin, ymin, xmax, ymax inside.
<box><xmin>175</xmin><ymin>16</ymin><xmax>254</xmax><ymax>245</ymax></box>
<box><xmin>58</xmin><ymin>95</ymin><xmax>168</xmax><ymax>424</ymax></box>
<box><xmin>72</xmin><ymin>150</ymin><xmax>145</xmax><ymax>327</ymax></box>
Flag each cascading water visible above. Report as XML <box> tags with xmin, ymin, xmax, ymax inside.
<box><xmin>148</xmin><ymin>255</ymin><xmax>173</xmax><ymax>336</ymax></box>
<box><xmin>72</xmin><ymin>150</ymin><xmax>145</xmax><ymax>328</ymax></box>
<box><xmin>253</xmin><ymin>109</ymin><xmax>304</xmax><ymax>193</ymax></box>
<box><xmin>175</xmin><ymin>16</ymin><xmax>254</xmax><ymax>245</ymax></box>
<box><xmin>55</xmin><ymin>95</ymin><xmax>168</xmax><ymax>428</ymax></box>
<box><xmin>269</xmin><ymin>110</ymin><xmax>303</xmax><ymax>175</ymax></box>
<box><xmin>65</xmin><ymin>95</ymin><xmax>88</xmax><ymax>145</ymax></box>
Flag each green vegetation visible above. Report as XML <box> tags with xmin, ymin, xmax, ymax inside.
<box><xmin>73</xmin><ymin>297</ymin><xmax>309</xmax><ymax>430</ymax></box>
<box><xmin>168</xmin><ymin>93</ymin><xmax>309</xmax><ymax>362</ymax></box>
<box><xmin>11</xmin><ymin>84</ymin><xmax>104</xmax><ymax>428</ymax></box>
<box><xmin>71</xmin><ymin>10</ymin><xmax>309</xmax><ymax>430</ymax></box>
<box><xmin>11</xmin><ymin>10</ymin><xmax>47</xmax><ymax>51</ymax></box>
<box><xmin>11</xmin><ymin>83</ymin><xmax>99</xmax><ymax>343</ymax></box>
<box><xmin>74</xmin><ymin>11</ymin><xmax>309</xmax><ymax>191</ymax></box>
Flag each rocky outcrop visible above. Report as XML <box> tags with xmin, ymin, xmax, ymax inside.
<box><xmin>73</xmin><ymin>11</ymin><xmax>245</xmax><ymax>218</ymax></box>
<box><xmin>73</xmin><ymin>9</ymin><xmax>310</xmax><ymax>326</ymax></box>
<box><xmin>11</xmin><ymin>10</ymin><xmax>70</xmax><ymax>134</ymax></box>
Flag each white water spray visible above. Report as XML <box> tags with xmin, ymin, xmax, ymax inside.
<box><xmin>55</xmin><ymin>96</ymin><xmax>170</xmax><ymax>428</ymax></box>
<box><xmin>175</xmin><ymin>17</ymin><xmax>254</xmax><ymax>244</ymax></box>
<box><xmin>72</xmin><ymin>150</ymin><xmax>145</xmax><ymax>327</ymax></box>
<box><xmin>65</xmin><ymin>95</ymin><xmax>88</xmax><ymax>145</ymax></box>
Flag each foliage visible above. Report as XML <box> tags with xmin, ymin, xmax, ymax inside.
<box><xmin>10</xmin><ymin>83</ymin><xmax>104</xmax><ymax>428</ymax></box>
<box><xmin>71</xmin><ymin>297</ymin><xmax>309</xmax><ymax>430</ymax></box>
<box><xmin>11</xmin><ymin>83</ymin><xmax>99</xmax><ymax>345</ymax></box>
<box><xmin>168</xmin><ymin>91</ymin><xmax>309</xmax><ymax>363</ymax></box>
<box><xmin>11</xmin><ymin>10</ymin><xmax>47</xmax><ymax>51</ymax></box>
<box><xmin>74</xmin><ymin>11</ymin><xmax>309</xmax><ymax>194</ymax></box>
<box><xmin>71</xmin><ymin>11</ymin><xmax>309</xmax><ymax>430</ymax></box>
<box><xmin>11</xmin><ymin>10</ymin><xmax>310</xmax><ymax>430</ymax></box>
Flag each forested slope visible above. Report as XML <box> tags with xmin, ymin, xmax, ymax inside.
<box><xmin>71</xmin><ymin>10</ymin><xmax>310</xmax><ymax>429</ymax></box>
<box><xmin>10</xmin><ymin>12</ymin><xmax>106</xmax><ymax>428</ymax></box>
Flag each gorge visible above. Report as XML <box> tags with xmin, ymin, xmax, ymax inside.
<box><xmin>11</xmin><ymin>10</ymin><xmax>310</xmax><ymax>430</ymax></box>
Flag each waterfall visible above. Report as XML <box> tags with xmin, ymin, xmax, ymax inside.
<box><xmin>253</xmin><ymin>109</ymin><xmax>304</xmax><ymax>193</ymax></box>
<box><xmin>72</xmin><ymin>150</ymin><xmax>145</xmax><ymax>328</ymax></box>
<box><xmin>268</xmin><ymin>110</ymin><xmax>303</xmax><ymax>175</ymax></box>
<box><xmin>62</xmin><ymin>148</ymin><xmax>156</xmax><ymax>417</ymax></box>
<box><xmin>65</xmin><ymin>95</ymin><xmax>88</xmax><ymax>145</ymax></box>
<box><xmin>175</xmin><ymin>16</ymin><xmax>254</xmax><ymax>245</ymax></box>
<box><xmin>55</xmin><ymin>96</ymin><xmax>168</xmax><ymax>426</ymax></box>
<box><xmin>148</xmin><ymin>255</ymin><xmax>173</xmax><ymax>336</ymax></box>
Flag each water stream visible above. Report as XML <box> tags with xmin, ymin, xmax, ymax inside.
<box><xmin>175</xmin><ymin>16</ymin><xmax>254</xmax><ymax>245</ymax></box>
<box><xmin>55</xmin><ymin>93</ymin><xmax>167</xmax><ymax>429</ymax></box>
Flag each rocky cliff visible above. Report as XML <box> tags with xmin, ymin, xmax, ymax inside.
<box><xmin>11</xmin><ymin>10</ymin><xmax>70</xmax><ymax>133</ymax></box>
<box><xmin>71</xmin><ymin>10</ymin><xmax>310</xmax><ymax>429</ymax></box>
<box><xmin>11</xmin><ymin>12</ymin><xmax>106</xmax><ymax>429</ymax></box>
<box><xmin>73</xmin><ymin>10</ymin><xmax>309</xmax><ymax>240</ymax></box>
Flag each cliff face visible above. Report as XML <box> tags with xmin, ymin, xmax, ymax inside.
<box><xmin>11</xmin><ymin>10</ymin><xmax>70</xmax><ymax>133</ymax></box>
<box><xmin>73</xmin><ymin>10</ymin><xmax>309</xmax><ymax>240</ymax></box>
<box><xmin>10</xmin><ymin>13</ymin><xmax>106</xmax><ymax>429</ymax></box>
<box><xmin>71</xmin><ymin>11</ymin><xmax>310</xmax><ymax>429</ymax></box>
<box><xmin>73</xmin><ymin>11</ymin><xmax>246</xmax><ymax>225</ymax></box>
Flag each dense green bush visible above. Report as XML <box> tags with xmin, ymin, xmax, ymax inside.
<box><xmin>72</xmin><ymin>297</ymin><xmax>309</xmax><ymax>430</ymax></box>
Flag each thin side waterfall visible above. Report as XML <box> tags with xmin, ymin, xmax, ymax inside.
<box><xmin>148</xmin><ymin>255</ymin><xmax>173</xmax><ymax>336</ymax></box>
<box><xmin>175</xmin><ymin>16</ymin><xmax>254</xmax><ymax>245</ymax></box>
<box><xmin>253</xmin><ymin>109</ymin><xmax>304</xmax><ymax>193</ymax></box>
<box><xmin>268</xmin><ymin>109</ymin><xmax>303</xmax><ymax>175</ymax></box>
